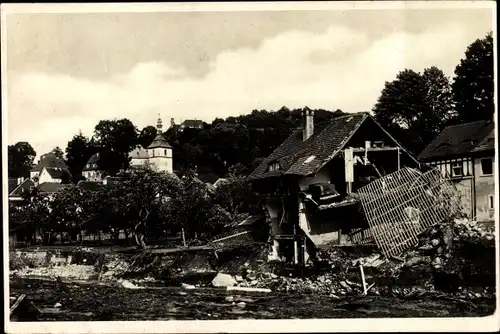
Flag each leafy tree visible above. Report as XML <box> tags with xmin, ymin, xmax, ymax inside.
<box><xmin>8</xmin><ymin>142</ymin><xmax>36</xmax><ymax>178</ymax></box>
<box><xmin>20</xmin><ymin>187</ymin><xmax>52</xmax><ymax>244</ymax></box>
<box><xmin>50</xmin><ymin>147</ymin><xmax>65</xmax><ymax>160</ymax></box>
<box><xmin>65</xmin><ymin>132</ymin><xmax>97</xmax><ymax>181</ymax></box>
<box><xmin>373</xmin><ymin>67</ymin><xmax>455</xmax><ymax>153</ymax></box>
<box><xmin>138</xmin><ymin>125</ymin><xmax>158</xmax><ymax>148</ymax></box>
<box><xmin>110</xmin><ymin>167</ymin><xmax>184</xmax><ymax>248</ymax></box>
<box><xmin>93</xmin><ymin>119</ymin><xmax>138</xmax><ymax>175</ymax></box>
<box><xmin>452</xmin><ymin>32</ymin><xmax>494</xmax><ymax>122</ymax></box>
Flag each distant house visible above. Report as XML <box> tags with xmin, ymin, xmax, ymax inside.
<box><xmin>129</xmin><ymin>115</ymin><xmax>174</xmax><ymax>173</ymax></box>
<box><xmin>418</xmin><ymin>120</ymin><xmax>495</xmax><ymax>223</ymax></box>
<box><xmin>9</xmin><ymin>178</ymin><xmax>36</xmax><ymax>202</ymax></box>
<box><xmin>178</xmin><ymin>119</ymin><xmax>204</xmax><ymax>132</ymax></box>
<box><xmin>30</xmin><ymin>153</ymin><xmax>72</xmax><ymax>182</ymax></box>
<box><xmin>82</xmin><ymin>153</ymin><xmax>105</xmax><ymax>181</ymax></box>
<box><xmin>249</xmin><ymin>110</ymin><xmax>419</xmax><ymax>265</ymax></box>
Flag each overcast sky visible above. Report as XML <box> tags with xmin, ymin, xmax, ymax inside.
<box><xmin>3</xmin><ymin>4</ymin><xmax>494</xmax><ymax>159</ymax></box>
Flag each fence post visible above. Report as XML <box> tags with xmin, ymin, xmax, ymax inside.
<box><xmin>181</xmin><ymin>228</ymin><xmax>187</xmax><ymax>247</ymax></box>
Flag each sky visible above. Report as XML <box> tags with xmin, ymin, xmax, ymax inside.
<box><xmin>3</xmin><ymin>4</ymin><xmax>495</xmax><ymax>160</ymax></box>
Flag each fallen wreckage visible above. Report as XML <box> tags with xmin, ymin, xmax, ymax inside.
<box><xmin>209</xmin><ymin>166</ymin><xmax>494</xmax><ymax>297</ymax></box>
<box><xmin>217</xmin><ymin>167</ymin><xmax>466</xmax><ymax>266</ymax></box>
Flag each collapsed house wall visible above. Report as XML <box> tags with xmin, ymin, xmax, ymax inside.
<box><xmin>452</xmin><ymin>179</ymin><xmax>474</xmax><ymax>218</ymax></box>
<box><xmin>357</xmin><ymin>167</ymin><xmax>463</xmax><ymax>258</ymax></box>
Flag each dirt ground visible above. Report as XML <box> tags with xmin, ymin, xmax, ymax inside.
<box><xmin>10</xmin><ymin>277</ymin><xmax>495</xmax><ymax>321</ymax></box>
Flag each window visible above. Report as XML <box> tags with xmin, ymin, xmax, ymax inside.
<box><xmin>480</xmin><ymin>158</ymin><xmax>493</xmax><ymax>176</ymax></box>
<box><xmin>164</xmin><ymin>149</ymin><xmax>167</xmax><ymax>155</ymax></box>
<box><xmin>451</xmin><ymin>161</ymin><xmax>463</xmax><ymax>177</ymax></box>
<box><xmin>268</xmin><ymin>162</ymin><xmax>280</xmax><ymax>172</ymax></box>
<box><xmin>488</xmin><ymin>194</ymin><xmax>494</xmax><ymax>210</ymax></box>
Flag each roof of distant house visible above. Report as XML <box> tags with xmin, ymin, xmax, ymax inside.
<box><xmin>77</xmin><ymin>180</ymin><xmax>103</xmax><ymax>191</ymax></box>
<box><xmin>31</xmin><ymin>153</ymin><xmax>69</xmax><ymax>172</ymax></box>
<box><xmin>418</xmin><ymin>120</ymin><xmax>494</xmax><ymax>161</ymax></box>
<box><xmin>37</xmin><ymin>182</ymin><xmax>69</xmax><ymax>194</ymax></box>
<box><xmin>147</xmin><ymin>133</ymin><xmax>172</xmax><ymax>149</ymax></box>
<box><xmin>9</xmin><ymin>178</ymin><xmax>36</xmax><ymax>197</ymax></box>
<box><xmin>83</xmin><ymin>153</ymin><xmax>102</xmax><ymax>171</ymax></box>
<box><xmin>250</xmin><ymin>112</ymin><xmax>407</xmax><ymax>180</ymax></box>
<box><xmin>180</xmin><ymin>119</ymin><xmax>204</xmax><ymax>128</ymax></box>
<box><xmin>103</xmin><ymin>176</ymin><xmax>126</xmax><ymax>186</ymax></box>
<box><xmin>44</xmin><ymin>167</ymin><xmax>72</xmax><ymax>180</ymax></box>
<box><xmin>8</xmin><ymin>178</ymin><xmax>19</xmax><ymax>194</ymax></box>
<box><xmin>197</xmin><ymin>173</ymin><xmax>220</xmax><ymax>184</ymax></box>
<box><xmin>129</xmin><ymin>145</ymin><xmax>149</xmax><ymax>159</ymax></box>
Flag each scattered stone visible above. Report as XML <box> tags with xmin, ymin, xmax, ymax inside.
<box><xmin>430</xmin><ymin>239</ymin><xmax>440</xmax><ymax>247</ymax></box>
<box><xmin>225</xmin><ymin>296</ymin><xmax>235</xmax><ymax>302</ymax></box>
<box><xmin>54</xmin><ymin>302</ymin><xmax>62</xmax><ymax>308</ymax></box>
<box><xmin>339</xmin><ymin>281</ymin><xmax>352</xmax><ymax>293</ymax></box>
<box><xmin>237</xmin><ymin>302</ymin><xmax>246</xmax><ymax>308</ymax></box>
<box><xmin>212</xmin><ymin>273</ymin><xmax>237</xmax><ymax>287</ymax></box>
<box><xmin>235</xmin><ymin>275</ymin><xmax>244</xmax><ymax>282</ymax></box>
<box><xmin>119</xmin><ymin>279</ymin><xmax>142</xmax><ymax>289</ymax></box>
<box><xmin>181</xmin><ymin>283</ymin><xmax>195</xmax><ymax>290</ymax></box>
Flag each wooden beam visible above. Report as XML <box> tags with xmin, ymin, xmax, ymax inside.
<box><xmin>10</xmin><ymin>294</ymin><xmax>26</xmax><ymax>316</ymax></box>
<box><xmin>350</xmin><ymin>147</ymin><xmax>400</xmax><ymax>153</ymax></box>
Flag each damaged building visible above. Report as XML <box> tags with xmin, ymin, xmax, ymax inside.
<box><xmin>418</xmin><ymin>120</ymin><xmax>495</xmax><ymax>223</ymax></box>
<box><xmin>248</xmin><ymin>110</ymin><xmax>420</xmax><ymax>266</ymax></box>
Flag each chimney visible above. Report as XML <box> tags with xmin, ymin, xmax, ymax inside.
<box><xmin>302</xmin><ymin>107</ymin><xmax>314</xmax><ymax>141</ymax></box>
<box><xmin>170</xmin><ymin>117</ymin><xmax>175</xmax><ymax>126</ymax></box>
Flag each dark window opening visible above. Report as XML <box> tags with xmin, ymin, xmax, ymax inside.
<box><xmin>481</xmin><ymin>158</ymin><xmax>493</xmax><ymax>175</ymax></box>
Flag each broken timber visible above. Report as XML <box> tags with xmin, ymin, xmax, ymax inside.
<box><xmin>10</xmin><ymin>294</ymin><xmax>26</xmax><ymax>316</ymax></box>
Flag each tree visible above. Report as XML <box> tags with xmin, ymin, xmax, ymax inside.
<box><xmin>452</xmin><ymin>32</ymin><xmax>494</xmax><ymax>122</ymax></box>
<box><xmin>138</xmin><ymin>125</ymin><xmax>158</xmax><ymax>148</ymax></box>
<box><xmin>65</xmin><ymin>132</ymin><xmax>97</xmax><ymax>181</ymax></box>
<box><xmin>50</xmin><ymin>147</ymin><xmax>65</xmax><ymax>160</ymax></box>
<box><xmin>8</xmin><ymin>142</ymin><xmax>36</xmax><ymax>178</ymax></box>
<box><xmin>93</xmin><ymin>119</ymin><xmax>139</xmax><ymax>175</ymax></box>
<box><xmin>19</xmin><ymin>187</ymin><xmax>52</xmax><ymax>245</ymax></box>
<box><xmin>111</xmin><ymin>168</ymin><xmax>184</xmax><ymax>248</ymax></box>
<box><xmin>373</xmin><ymin>67</ymin><xmax>455</xmax><ymax>153</ymax></box>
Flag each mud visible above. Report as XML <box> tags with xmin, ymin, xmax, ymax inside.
<box><xmin>10</xmin><ymin>277</ymin><xmax>495</xmax><ymax>321</ymax></box>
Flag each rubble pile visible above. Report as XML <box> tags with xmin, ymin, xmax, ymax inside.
<box><xmin>401</xmin><ymin>217</ymin><xmax>496</xmax><ymax>292</ymax></box>
<box><xmin>207</xmin><ymin>218</ymin><xmax>495</xmax><ymax>299</ymax></box>
<box><xmin>99</xmin><ymin>256</ymin><xmax>131</xmax><ymax>280</ymax></box>
<box><xmin>11</xmin><ymin>264</ymin><xmax>97</xmax><ymax>280</ymax></box>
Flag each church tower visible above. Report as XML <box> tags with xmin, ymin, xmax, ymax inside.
<box><xmin>147</xmin><ymin>114</ymin><xmax>173</xmax><ymax>173</ymax></box>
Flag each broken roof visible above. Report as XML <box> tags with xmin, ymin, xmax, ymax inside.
<box><xmin>249</xmin><ymin>113</ymin><xmax>374</xmax><ymax>179</ymax></box>
<box><xmin>418</xmin><ymin>120</ymin><xmax>494</xmax><ymax>161</ymax></box>
<box><xmin>31</xmin><ymin>153</ymin><xmax>69</xmax><ymax>172</ymax></box>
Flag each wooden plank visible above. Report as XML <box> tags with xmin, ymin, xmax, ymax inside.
<box><xmin>10</xmin><ymin>294</ymin><xmax>26</xmax><ymax>315</ymax></box>
<box><xmin>351</xmin><ymin>147</ymin><xmax>400</xmax><ymax>153</ymax></box>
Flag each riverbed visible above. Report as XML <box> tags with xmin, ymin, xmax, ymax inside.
<box><xmin>10</xmin><ymin>277</ymin><xmax>495</xmax><ymax>321</ymax></box>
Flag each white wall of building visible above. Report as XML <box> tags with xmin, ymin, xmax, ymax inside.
<box><xmin>38</xmin><ymin>168</ymin><xmax>61</xmax><ymax>184</ymax></box>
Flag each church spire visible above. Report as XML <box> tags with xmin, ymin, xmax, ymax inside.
<box><xmin>157</xmin><ymin>114</ymin><xmax>163</xmax><ymax>134</ymax></box>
